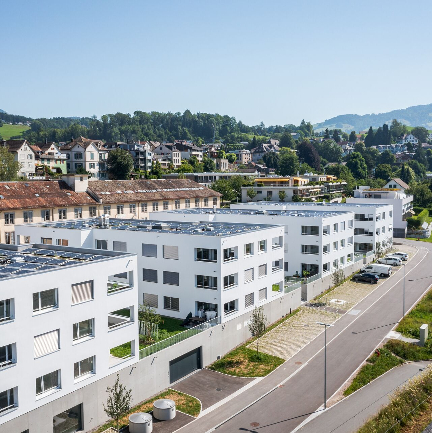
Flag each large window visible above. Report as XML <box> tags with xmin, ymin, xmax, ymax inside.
<box><xmin>164</xmin><ymin>296</ymin><xmax>179</xmax><ymax>311</ymax></box>
<box><xmin>103</xmin><ymin>205</ymin><xmax>111</xmax><ymax>215</ymax></box>
<box><xmin>74</xmin><ymin>356</ymin><xmax>95</xmax><ymax>379</ymax></box>
<box><xmin>258</xmin><ymin>264</ymin><xmax>267</xmax><ymax>277</ymax></box>
<box><xmin>141</xmin><ymin>203</ymin><xmax>147</xmax><ymax>213</ymax></box>
<box><xmin>23</xmin><ymin>210</ymin><xmax>33</xmax><ymax>223</ymax></box>
<box><xmin>113</xmin><ymin>241</ymin><xmax>127</xmax><ymax>252</ymax></box>
<box><xmin>0</xmin><ymin>299</ymin><xmax>12</xmax><ymax>322</ymax></box>
<box><xmin>163</xmin><ymin>201</ymin><xmax>169</xmax><ymax>210</ymax></box>
<box><xmin>224</xmin><ymin>300</ymin><xmax>237</xmax><ymax>315</ymax></box>
<box><xmin>0</xmin><ymin>388</ymin><xmax>16</xmax><ymax>414</ymax></box>
<box><xmin>53</xmin><ymin>404</ymin><xmax>82</xmax><ymax>433</ymax></box>
<box><xmin>142</xmin><ymin>243</ymin><xmax>157</xmax><ymax>258</ymax></box>
<box><xmin>224</xmin><ymin>274</ymin><xmax>237</xmax><ymax>289</ymax></box>
<box><xmin>175</xmin><ymin>200</ymin><xmax>180</xmax><ymax>209</ymax></box>
<box><xmin>4</xmin><ymin>213</ymin><xmax>14</xmax><ymax>225</ymax></box>
<box><xmin>36</xmin><ymin>370</ymin><xmax>60</xmax><ymax>395</ymax></box>
<box><xmin>223</xmin><ymin>247</ymin><xmax>237</xmax><ymax>262</ymax></box>
<box><xmin>196</xmin><ymin>248</ymin><xmax>217</xmax><ymax>262</ymax></box>
<box><xmin>95</xmin><ymin>239</ymin><xmax>108</xmax><ymax>250</ymax></box>
<box><xmin>74</xmin><ymin>208</ymin><xmax>82</xmax><ymax>218</ymax></box>
<box><xmin>143</xmin><ymin>293</ymin><xmax>158</xmax><ymax>308</ymax></box>
<box><xmin>258</xmin><ymin>240</ymin><xmax>266</xmax><ymax>252</ymax></box>
<box><xmin>41</xmin><ymin>209</ymin><xmax>50</xmax><ymax>221</ymax></box>
<box><xmin>0</xmin><ymin>344</ymin><xmax>14</xmax><ymax>368</ymax></box>
<box><xmin>163</xmin><ymin>271</ymin><xmax>179</xmax><ymax>286</ymax></box>
<box><xmin>185</xmin><ymin>199</ymin><xmax>190</xmax><ymax>208</ymax></box>
<box><xmin>196</xmin><ymin>275</ymin><xmax>217</xmax><ymax>290</ymax></box>
<box><xmin>259</xmin><ymin>288</ymin><xmax>267</xmax><ymax>301</ymax></box>
<box><xmin>244</xmin><ymin>243</ymin><xmax>253</xmax><ymax>256</ymax></box>
<box><xmin>152</xmin><ymin>202</ymin><xmax>159</xmax><ymax>212</ymax></box>
<box><xmin>129</xmin><ymin>204</ymin><xmax>136</xmax><ymax>215</ymax></box>
<box><xmin>117</xmin><ymin>205</ymin><xmax>124</xmax><ymax>215</ymax></box>
<box><xmin>33</xmin><ymin>289</ymin><xmax>57</xmax><ymax>312</ymax></box>
<box><xmin>143</xmin><ymin>268</ymin><xmax>158</xmax><ymax>283</ymax></box>
<box><xmin>301</xmin><ymin>245</ymin><xmax>319</xmax><ymax>255</ymax></box>
<box><xmin>73</xmin><ymin>319</ymin><xmax>94</xmax><ymax>341</ymax></box>
<box><xmin>301</xmin><ymin>226</ymin><xmax>319</xmax><ymax>236</ymax></box>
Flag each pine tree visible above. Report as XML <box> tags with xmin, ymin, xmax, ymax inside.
<box><xmin>349</xmin><ymin>131</ymin><xmax>357</xmax><ymax>143</ymax></box>
<box><xmin>364</xmin><ymin>127</ymin><xmax>374</xmax><ymax>147</ymax></box>
<box><xmin>332</xmin><ymin>130</ymin><xmax>341</xmax><ymax>143</ymax></box>
<box><xmin>373</xmin><ymin>127</ymin><xmax>384</xmax><ymax>146</ymax></box>
<box><xmin>324</xmin><ymin>128</ymin><xmax>330</xmax><ymax>139</ymax></box>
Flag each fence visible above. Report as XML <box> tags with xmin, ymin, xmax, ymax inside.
<box><xmin>284</xmin><ymin>280</ymin><xmax>301</xmax><ymax>293</ymax></box>
<box><xmin>304</xmin><ymin>272</ymin><xmax>322</xmax><ymax>284</ymax></box>
<box><xmin>139</xmin><ymin>316</ymin><xmax>220</xmax><ymax>359</ymax></box>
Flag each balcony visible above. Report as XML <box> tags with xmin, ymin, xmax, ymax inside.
<box><xmin>109</xmin><ymin>340</ymin><xmax>134</xmax><ymax>367</ymax></box>
<box><xmin>108</xmin><ymin>308</ymin><xmax>133</xmax><ymax>330</ymax></box>
<box><xmin>107</xmin><ymin>281</ymin><xmax>131</xmax><ymax>294</ymax></box>
<box><xmin>107</xmin><ymin>272</ymin><xmax>133</xmax><ymax>294</ymax></box>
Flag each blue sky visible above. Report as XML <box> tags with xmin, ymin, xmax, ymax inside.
<box><xmin>2</xmin><ymin>0</ymin><xmax>432</xmax><ymax>126</ymax></box>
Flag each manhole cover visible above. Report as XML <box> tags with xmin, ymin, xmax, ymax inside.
<box><xmin>250</xmin><ymin>422</ymin><xmax>260</xmax><ymax>427</ymax></box>
<box><xmin>216</xmin><ymin>388</ymin><xmax>222</xmax><ymax>391</ymax></box>
<box><xmin>295</xmin><ymin>362</ymin><xmax>302</xmax><ymax>365</ymax></box>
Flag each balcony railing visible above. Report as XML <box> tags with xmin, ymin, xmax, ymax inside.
<box><xmin>107</xmin><ymin>282</ymin><xmax>131</xmax><ymax>294</ymax></box>
<box><xmin>139</xmin><ymin>316</ymin><xmax>220</xmax><ymax>359</ymax></box>
<box><xmin>108</xmin><ymin>314</ymin><xmax>132</xmax><ymax>330</ymax></box>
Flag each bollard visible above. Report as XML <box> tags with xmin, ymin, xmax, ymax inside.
<box><xmin>420</xmin><ymin>324</ymin><xmax>428</xmax><ymax>347</ymax></box>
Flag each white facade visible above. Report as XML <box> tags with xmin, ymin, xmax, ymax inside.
<box><xmin>0</xmin><ymin>243</ymin><xmax>138</xmax><ymax>426</ymax></box>
<box><xmin>230</xmin><ymin>201</ymin><xmax>394</xmax><ymax>253</ymax></box>
<box><xmin>15</xmin><ymin>220</ymin><xmax>285</xmax><ymax>323</ymax></box>
<box><xmin>153</xmin><ymin>208</ymin><xmax>355</xmax><ymax>278</ymax></box>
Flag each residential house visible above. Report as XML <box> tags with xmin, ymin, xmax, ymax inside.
<box><xmin>152</xmin><ymin>143</ymin><xmax>181</xmax><ymax>168</ymax></box>
<box><xmin>2</xmin><ymin>140</ymin><xmax>35</xmax><ymax>177</ymax></box>
<box><xmin>399</xmin><ymin>134</ymin><xmax>418</xmax><ymax>146</ymax></box>
<box><xmin>251</xmin><ymin>142</ymin><xmax>280</xmax><ymax>163</ymax></box>
<box><xmin>234</xmin><ymin>149</ymin><xmax>252</xmax><ymax>165</ymax></box>
<box><xmin>31</xmin><ymin>142</ymin><xmax>67</xmax><ymax>174</ymax></box>
<box><xmin>174</xmin><ymin>141</ymin><xmax>204</xmax><ymax>162</ymax></box>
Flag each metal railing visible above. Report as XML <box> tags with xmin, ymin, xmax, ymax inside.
<box><xmin>107</xmin><ymin>282</ymin><xmax>131</xmax><ymax>294</ymax></box>
<box><xmin>284</xmin><ymin>280</ymin><xmax>301</xmax><ymax>293</ymax></box>
<box><xmin>304</xmin><ymin>273</ymin><xmax>322</xmax><ymax>284</ymax></box>
<box><xmin>139</xmin><ymin>316</ymin><xmax>220</xmax><ymax>359</ymax></box>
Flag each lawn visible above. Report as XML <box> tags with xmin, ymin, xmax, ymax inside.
<box><xmin>139</xmin><ymin>316</ymin><xmax>184</xmax><ymax>348</ymax></box>
<box><xmin>96</xmin><ymin>388</ymin><xmax>201</xmax><ymax>432</ymax></box>
<box><xmin>0</xmin><ymin>124</ymin><xmax>29</xmax><ymax>140</ymax></box>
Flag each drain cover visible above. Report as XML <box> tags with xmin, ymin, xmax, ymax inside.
<box><xmin>250</xmin><ymin>422</ymin><xmax>260</xmax><ymax>427</ymax></box>
<box><xmin>216</xmin><ymin>388</ymin><xmax>222</xmax><ymax>391</ymax></box>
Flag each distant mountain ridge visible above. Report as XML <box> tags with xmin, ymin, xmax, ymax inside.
<box><xmin>314</xmin><ymin>103</ymin><xmax>432</xmax><ymax>133</ymax></box>
<box><xmin>0</xmin><ymin>109</ymin><xmax>5</xmax><ymax>114</ymax></box>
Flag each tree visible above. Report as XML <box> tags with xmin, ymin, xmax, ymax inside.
<box><xmin>399</xmin><ymin>163</ymin><xmax>415</xmax><ymax>185</ymax></box>
<box><xmin>211</xmin><ymin>179</ymin><xmax>236</xmax><ymax>203</ymax></box>
<box><xmin>76</xmin><ymin>166</ymin><xmax>89</xmax><ymax>175</ymax></box>
<box><xmin>413</xmin><ymin>146</ymin><xmax>428</xmax><ymax>167</ymax></box>
<box><xmin>363</xmin><ymin>147</ymin><xmax>380</xmax><ymax>174</ymax></box>
<box><xmin>0</xmin><ymin>146</ymin><xmax>21</xmax><ymax>181</ymax></box>
<box><xmin>378</xmin><ymin>150</ymin><xmax>396</xmax><ymax>166</ymax></box>
<box><xmin>412</xmin><ymin>126</ymin><xmax>428</xmax><ymax>143</ymax></box>
<box><xmin>375</xmin><ymin>164</ymin><xmax>393</xmax><ymax>181</ymax></box>
<box><xmin>138</xmin><ymin>303</ymin><xmax>163</xmax><ymax>343</ymax></box>
<box><xmin>407</xmin><ymin>160</ymin><xmax>426</xmax><ymax>180</ymax></box>
<box><xmin>373</xmin><ymin>126</ymin><xmax>384</xmax><ymax>146</ymax></box>
<box><xmin>346</xmin><ymin>152</ymin><xmax>368</xmax><ymax>179</ymax></box>
<box><xmin>247</xmin><ymin>188</ymin><xmax>257</xmax><ymax>201</ymax></box>
<box><xmin>217</xmin><ymin>149</ymin><xmax>226</xmax><ymax>159</ymax></box>
<box><xmin>408</xmin><ymin>182</ymin><xmax>432</xmax><ymax>207</ymax></box>
<box><xmin>297</xmin><ymin>140</ymin><xmax>321</xmax><ymax>171</ymax></box>
<box><xmin>150</xmin><ymin>160</ymin><xmax>163</xmax><ymax>178</ymax></box>
<box><xmin>279</xmin><ymin>190</ymin><xmax>286</xmax><ymax>202</ymax></box>
<box><xmin>203</xmin><ymin>156</ymin><xmax>216</xmax><ymax>172</ymax></box>
<box><xmin>390</xmin><ymin>119</ymin><xmax>408</xmax><ymax>140</ymax></box>
<box><xmin>349</xmin><ymin>131</ymin><xmax>357</xmax><ymax>143</ymax></box>
<box><xmin>104</xmin><ymin>374</ymin><xmax>132</xmax><ymax>432</ymax></box>
<box><xmin>332</xmin><ymin>129</ymin><xmax>341</xmax><ymax>143</ymax></box>
<box><xmin>313</xmin><ymin>140</ymin><xmax>342</xmax><ymax>163</ymax></box>
<box><xmin>226</xmin><ymin>153</ymin><xmax>237</xmax><ymax>164</ymax></box>
<box><xmin>279</xmin><ymin>132</ymin><xmax>295</xmax><ymax>148</ymax></box>
<box><xmin>278</xmin><ymin>148</ymin><xmax>299</xmax><ymax>176</ymax></box>
<box><xmin>263</xmin><ymin>152</ymin><xmax>280</xmax><ymax>169</ymax></box>
<box><xmin>364</xmin><ymin>127</ymin><xmax>374</xmax><ymax>147</ymax></box>
<box><xmin>107</xmin><ymin>148</ymin><xmax>134</xmax><ymax>180</ymax></box>
<box><xmin>382</xmin><ymin>124</ymin><xmax>391</xmax><ymax>146</ymax></box>
<box><xmin>324</xmin><ymin>128</ymin><xmax>330</xmax><ymax>139</ymax></box>
<box><xmin>248</xmin><ymin>306</ymin><xmax>268</xmax><ymax>356</ymax></box>
<box><xmin>188</xmin><ymin>155</ymin><xmax>199</xmax><ymax>169</ymax></box>
<box><xmin>177</xmin><ymin>161</ymin><xmax>194</xmax><ymax>173</ymax></box>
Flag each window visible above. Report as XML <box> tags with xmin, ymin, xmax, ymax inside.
<box><xmin>142</xmin><ymin>243</ymin><xmax>157</xmax><ymax>257</ymax></box>
<box><xmin>284</xmin><ymin>262</ymin><xmax>289</xmax><ymax>272</ymax></box>
<box><xmin>143</xmin><ymin>268</ymin><xmax>158</xmax><ymax>283</ymax></box>
<box><xmin>272</xmin><ymin>259</ymin><xmax>283</xmax><ymax>272</ymax></box>
<box><xmin>259</xmin><ymin>288</ymin><xmax>267</xmax><ymax>301</ymax></box>
<box><xmin>58</xmin><ymin>209</ymin><xmax>67</xmax><ymax>220</ymax></box>
<box><xmin>204</xmin><ymin>198</ymin><xmax>209</xmax><ymax>206</ymax></box>
<box><xmin>185</xmin><ymin>199</ymin><xmax>190</xmax><ymax>208</ymax></box>
<box><xmin>163</xmin><ymin>271</ymin><xmax>179</xmax><ymax>286</ymax></box>
<box><xmin>0</xmin><ymin>388</ymin><xmax>16</xmax><ymax>413</ymax></box>
<box><xmin>73</xmin><ymin>319</ymin><xmax>94</xmax><ymax>341</ymax></box>
<box><xmin>75</xmin><ymin>152</ymin><xmax>83</xmax><ymax>159</ymax></box>
<box><xmin>333</xmin><ymin>223</ymin><xmax>338</xmax><ymax>233</ymax></box>
<box><xmin>0</xmin><ymin>299</ymin><xmax>12</xmax><ymax>322</ymax></box>
<box><xmin>33</xmin><ymin>289</ymin><xmax>57</xmax><ymax>312</ymax></box>
<box><xmin>53</xmin><ymin>405</ymin><xmax>82</xmax><ymax>433</ymax></box>
<box><xmin>71</xmin><ymin>281</ymin><xmax>94</xmax><ymax>305</ymax></box>
<box><xmin>175</xmin><ymin>200</ymin><xmax>180</xmax><ymax>209</ymax></box>
<box><xmin>143</xmin><ymin>293</ymin><xmax>158</xmax><ymax>308</ymax></box>
<box><xmin>36</xmin><ymin>369</ymin><xmax>60</xmax><ymax>395</ymax></box>
<box><xmin>4</xmin><ymin>213</ymin><xmax>14</xmax><ymax>225</ymax></box>
<box><xmin>41</xmin><ymin>237</ymin><xmax>52</xmax><ymax>245</ymax></box>
<box><xmin>116</xmin><ymin>205</ymin><xmax>124</xmax><ymax>215</ymax></box>
<box><xmin>89</xmin><ymin>163</ymin><xmax>95</xmax><ymax>169</ymax></box>
<box><xmin>152</xmin><ymin>202</ymin><xmax>159</xmax><ymax>212</ymax></box>
<box><xmin>129</xmin><ymin>204</ymin><xmax>136</xmax><ymax>214</ymax></box>
<box><xmin>74</xmin><ymin>208</ymin><xmax>82</xmax><ymax>218</ymax></box>
<box><xmin>340</xmin><ymin>256</ymin><xmax>345</xmax><ymax>265</ymax></box>
<box><xmin>213</xmin><ymin>197</ymin><xmax>218</xmax><ymax>206</ymax></box>
<box><xmin>23</xmin><ymin>235</ymin><xmax>31</xmax><ymax>244</ymax></box>
<box><xmin>113</xmin><ymin>241</ymin><xmax>127</xmax><ymax>252</ymax></box>
<box><xmin>389</xmin><ymin>210</ymin><xmax>393</xmax><ymax>217</ymax></box>
<box><xmin>163</xmin><ymin>201</ymin><xmax>169</xmax><ymax>210</ymax></box>
<box><xmin>258</xmin><ymin>264</ymin><xmax>267</xmax><ymax>277</ymax></box>
<box><xmin>245</xmin><ymin>243</ymin><xmax>253</xmax><ymax>256</ymax></box>
<box><xmin>141</xmin><ymin>203</ymin><xmax>148</xmax><ymax>213</ymax></box>
<box><xmin>333</xmin><ymin>259</ymin><xmax>338</xmax><ymax>269</ymax></box>
<box><xmin>245</xmin><ymin>293</ymin><xmax>254</xmax><ymax>308</ymax></box>
<box><xmin>223</xmin><ymin>247</ymin><xmax>237</xmax><ymax>262</ymax></box>
<box><xmin>5</xmin><ymin>232</ymin><xmax>14</xmax><ymax>244</ymax></box>
<box><xmin>74</xmin><ymin>356</ymin><xmax>95</xmax><ymax>379</ymax></box>
<box><xmin>23</xmin><ymin>211</ymin><xmax>33</xmax><ymax>223</ymax></box>
<box><xmin>302</xmin><ymin>245</ymin><xmax>319</xmax><ymax>254</ymax></box>
<box><xmin>224</xmin><ymin>300</ymin><xmax>237</xmax><ymax>315</ymax></box>
<box><xmin>244</xmin><ymin>268</ymin><xmax>254</xmax><ymax>282</ymax></box>
<box><xmin>89</xmin><ymin>206</ymin><xmax>97</xmax><ymax>217</ymax></box>
<box><xmin>302</xmin><ymin>226</ymin><xmax>319</xmax><ymax>236</ymax></box>
<box><xmin>323</xmin><ymin>244</ymin><xmax>330</xmax><ymax>254</ymax></box>
<box><xmin>164</xmin><ymin>296</ymin><xmax>179</xmax><ymax>311</ymax></box>
<box><xmin>348</xmin><ymin>219</ymin><xmax>353</xmax><ymax>228</ymax></box>
<box><xmin>333</xmin><ymin>241</ymin><xmax>338</xmax><ymax>250</ymax></box>
<box><xmin>258</xmin><ymin>240</ymin><xmax>266</xmax><ymax>252</ymax></box>
<box><xmin>323</xmin><ymin>225</ymin><xmax>330</xmax><ymax>235</ymax></box>
<box><xmin>196</xmin><ymin>248</ymin><xmax>217</xmax><ymax>262</ymax></box>
<box><xmin>224</xmin><ymin>274</ymin><xmax>237</xmax><ymax>289</ymax></box>
<box><xmin>341</xmin><ymin>239</ymin><xmax>345</xmax><ymax>248</ymax></box>
<box><xmin>196</xmin><ymin>275</ymin><xmax>217</xmax><ymax>289</ymax></box>
<box><xmin>272</xmin><ymin>236</ymin><xmax>283</xmax><ymax>249</ymax></box>
<box><xmin>323</xmin><ymin>262</ymin><xmax>330</xmax><ymax>273</ymax></box>
<box><xmin>340</xmin><ymin>221</ymin><xmax>346</xmax><ymax>231</ymax></box>
<box><xmin>348</xmin><ymin>236</ymin><xmax>353</xmax><ymax>245</ymax></box>
<box><xmin>103</xmin><ymin>205</ymin><xmax>111</xmax><ymax>215</ymax></box>
<box><xmin>195</xmin><ymin>198</ymin><xmax>200</xmax><ymax>207</ymax></box>
<box><xmin>34</xmin><ymin>330</ymin><xmax>60</xmax><ymax>358</ymax></box>
<box><xmin>56</xmin><ymin>239</ymin><xmax>68</xmax><ymax>246</ymax></box>
<box><xmin>163</xmin><ymin>245</ymin><xmax>178</xmax><ymax>260</ymax></box>
<box><xmin>0</xmin><ymin>344</ymin><xmax>14</xmax><ymax>368</ymax></box>
<box><xmin>95</xmin><ymin>239</ymin><xmax>108</xmax><ymax>250</ymax></box>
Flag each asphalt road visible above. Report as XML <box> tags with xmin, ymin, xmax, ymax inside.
<box><xmin>176</xmin><ymin>241</ymin><xmax>432</xmax><ymax>433</ymax></box>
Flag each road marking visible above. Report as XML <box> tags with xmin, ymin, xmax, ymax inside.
<box><xmin>348</xmin><ymin>309</ymin><xmax>361</xmax><ymax>315</ymax></box>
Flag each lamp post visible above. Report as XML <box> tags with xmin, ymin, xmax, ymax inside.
<box><xmin>317</xmin><ymin>322</ymin><xmax>334</xmax><ymax>410</ymax></box>
<box><xmin>403</xmin><ymin>263</ymin><xmax>406</xmax><ymax>318</ymax></box>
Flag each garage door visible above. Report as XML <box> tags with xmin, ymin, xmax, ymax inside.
<box><xmin>169</xmin><ymin>347</ymin><xmax>201</xmax><ymax>383</ymax></box>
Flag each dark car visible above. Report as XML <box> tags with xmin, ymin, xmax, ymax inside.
<box><xmin>352</xmin><ymin>272</ymin><xmax>379</xmax><ymax>284</ymax></box>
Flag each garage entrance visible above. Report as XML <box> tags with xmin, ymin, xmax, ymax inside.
<box><xmin>169</xmin><ymin>347</ymin><xmax>201</xmax><ymax>383</ymax></box>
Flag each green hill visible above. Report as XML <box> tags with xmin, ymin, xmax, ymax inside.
<box><xmin>0</xmin><ymin>124</ymin><xmax>30</xmax><ymax>140</ymax></box>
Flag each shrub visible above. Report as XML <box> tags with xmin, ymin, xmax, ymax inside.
<box><xmin>407</xmin><ymin>217</ymin><xmax>421</xmax><ymax>229</ymax></box>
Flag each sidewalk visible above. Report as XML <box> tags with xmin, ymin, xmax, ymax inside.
<box><xmin>296</xmin><ymin>361</ymin><xmax>430</xmax><ymax>433</ymax></box>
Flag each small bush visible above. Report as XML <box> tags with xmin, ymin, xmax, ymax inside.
<box><xmin>384</xmin><ymin>340</ymin><xmax>432</xmax><ymax>361</ymax></box>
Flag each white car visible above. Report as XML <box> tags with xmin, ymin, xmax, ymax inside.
<box><xmin>387</xmin><ymin>252</ymin><xmax>408</xmax><ymax>261</ymax></box>
<box><xmin>378</xmin><ymin>256</ymin><xmax>402</xmax><ymax>266</ymax></box>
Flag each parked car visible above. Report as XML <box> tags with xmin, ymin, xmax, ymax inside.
<box><xmin>378</xmin><ymin>256</ymin><xmax>402</xmax><ymax>266</ymax></box>
<box><xmin>352</xmin><ymin>273</ymin><xmax>379</xmax><ymax>284</ymax></box>
<box><xmin>361</xmin><ymin>264</ymin><xmax>392</xmax><ymax>277</ymax></box>
<box><xmin>387</xmin><ymin>252</ymin><xmax>408</xmax><ymax>261</ymax></box>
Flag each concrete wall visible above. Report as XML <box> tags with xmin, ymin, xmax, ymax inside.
<box><xmin>1</xmin><ymin>287</ymin><xmax>301</xmax><ymax>433</ymax></box>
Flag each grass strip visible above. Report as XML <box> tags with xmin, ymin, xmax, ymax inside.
<box><xmin>344</xmin><ymin>348</ymin><xmax>403</xmax><ymax>396</ymax></box>
<box><xmin>384</xmin><ymin>340</ymin><xmax>432</xmax><ymax>361</ymax></box>
<box><xmin>96</xmin><ymin>389</ymin><xmax>200</xmax><ymax>432</ymax></box>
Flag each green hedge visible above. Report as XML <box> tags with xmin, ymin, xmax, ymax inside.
<box><xmin>407</xmin><ymin>217</ymin><xmax>422</xmax><ymax>229</ymax></box>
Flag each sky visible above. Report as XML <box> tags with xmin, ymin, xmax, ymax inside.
<box><xmin>2</xmin><ymin>0</ymin><xmax>432</xmax><ymax>126</ymax></box>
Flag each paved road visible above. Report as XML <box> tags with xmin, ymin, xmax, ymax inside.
<box><xmin>297</xmin><ymin>361</ymin><xmax>430</xmax><ymax>433</ymax></box>
<box><xmin>176</xmin><ymin>241</ymin><xmax>432</xmax><ymax>433</ymax></box>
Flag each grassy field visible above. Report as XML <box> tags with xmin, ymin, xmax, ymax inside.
<box><xmin>0</xmin><ymin>124</ymin><xmax>29</xmax><ymax>139</ymax></box>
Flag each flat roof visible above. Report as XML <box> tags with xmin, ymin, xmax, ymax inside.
<box><xmin>159</xmin><ymin>208</ymin><xmax>352</xmax><ymax>218</ymax></box>
<box><xmin>23</xmin><ymin>218</ymin><xmax>280</xmax><ymax>237</ymax></box>
<box><xmin>234</xmin><ymin>201</ymin><xmax>390</xmax><ymax>209</ymax></box>
<box><xmin>0</xmin><ymin>244</ymin><xmax>131</xmax><ymax>280</ymax></box>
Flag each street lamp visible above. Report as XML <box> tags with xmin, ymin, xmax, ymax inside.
<box><xmin>317</xmin><ymin>322</ymin><xmax>334</xmax><ymax>410</ymax></box>
<box><xmin>403</xmin><ymin>263</ymin><xmax>406</xmax><ymax>318</ymax></box>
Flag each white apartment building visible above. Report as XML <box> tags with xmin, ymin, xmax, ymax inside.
<box><xmin>0</xmin><ymin>243</ymin><xmax>138</xmax><ymax>429</ymax></box>
<box><xmin>15</xmin><ymin>220</ymin><xmax>285</xmax><ymax>323</ymax></box>
<box><xmin>231</xmin><ymin>201</ymin><xmax>394</xmax><ymax>254</ymax></box>
<box><xmin>153</xmin><ymin>208</ymin><xmax>355</xmax><ymax>278</ymax></box>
